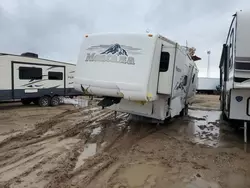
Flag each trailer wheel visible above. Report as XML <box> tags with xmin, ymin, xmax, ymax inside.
<box><xmin>38</xmin><ymin>96</ymin><xmax>51</xmax><ymax>107</ymax></box>
<box><xmin>21</xmin><ymin>99</ymin><xmax>32</xmax><ymax>105</ymax></box>
<box><xmin>50</xmin><ymin>96</ymin><xmax>60</xmax><ymax>106</ymax></box>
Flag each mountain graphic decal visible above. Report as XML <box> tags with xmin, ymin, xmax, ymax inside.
<box><xmin>101</xmin><ymin>44</ymin><xmax>128</xmax><ymax>56</ymax></box>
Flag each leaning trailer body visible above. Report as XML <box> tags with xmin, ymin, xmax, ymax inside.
<box><xmin>74</xmin><ymin>33</ymin><xmax>200</xmax><ymax>122</ymax></box>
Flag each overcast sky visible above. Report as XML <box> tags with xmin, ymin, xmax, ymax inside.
<box><xmin>0</xmin><ymin>0</ymin><xmax>250</xmax><ymax>77</ymax></box>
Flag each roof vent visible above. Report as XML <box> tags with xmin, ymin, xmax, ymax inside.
<box><xmin>21</xmin><ymin>52</ymin><xmax>38</xmax><ymax>58</ymax></box>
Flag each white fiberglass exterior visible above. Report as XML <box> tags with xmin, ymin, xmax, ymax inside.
<box><xmin>220</xmin><ymin>10</ymin><xmax>250</xmax><ymax>121</ymax></box>
<box><xmin>197</xmin><ymin>77</ymin><xmax>219</xmax><ymax>91</ymax></box>
<box><xmin>74</xmin><ymin>33</ymin><xmax>157</xmax><ymax>101</ymax></box>
<box><xmin>235</xmin><ymin>11</ymin><xmax>250</xmax><ymax>59</ymax></box>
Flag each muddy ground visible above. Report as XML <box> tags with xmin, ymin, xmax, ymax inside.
<box><xmin>0</xmin><ymin>95</ymin><xmax>249</xmax><ymax>188</ymax></box>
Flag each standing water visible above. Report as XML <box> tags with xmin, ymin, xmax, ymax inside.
<box><xmin>187</xmin><ymin>109</ymin><xmax>250</xmax><ymax>152</ymax></box>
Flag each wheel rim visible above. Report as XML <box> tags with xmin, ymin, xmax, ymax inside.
<box><xmin>42</xmin><ymin>98</ymin><xmax>49</xmax><ymax>106</ymax></box>
<box><xmin>53</xmin><ymin>100</ymin><xmax>58</xmax><ymax>105</ymax></box>
<box><xmin>52</xmin><ymin>97</ymin><xmax>59</xmax><ymax>105</ymax></box>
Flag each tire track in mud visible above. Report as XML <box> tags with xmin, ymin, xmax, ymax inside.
<box><xmin>0</xmin><ymin>104</ymin><xmax>116</xmax><ymax>188</ymax></box>
<box><xmin>0</xmin><ymin>146</ymin><xmax>45</xmax><ymax>168</ymax></box>
<box><xmin>0</xmin><ymin>109</ymin><xmax>80</xmax><ymax>151</ymax></box>
<box><xmin>42</xmin><ymin>114</ymin><xmax>128</xmax><ymax>188</ymax></box>
<box><xmin>43</xmin><ymin>141</ymin><xmax>85</xmax><ymax>188</ymax></box>
<box><xmin>0</xmin><ymin>106</ymin><xmax>107</xmax><ymax>153</ymax></box>
<box><xmin>0</xmin><ymin>103</ymin><xmax>160</xmax><ymax>188</ymax></box>
<box><xmin>35</xmin><ymin>110</ymin><xmax>120</xmax><ymax>188</ymax></box>
<box><xmin>52</xmin><ymin>120</ymin><xmax>161</xmax><ymax>188</ymax></box>
<box><xmin>1</xmin><ymin>152</ymin><xmax>63</xmax><ymax>188</ymax></box>
<box><xmin>0</xmin><ymin>110</ymin><xmax>114</xmax><ymax>182</ymax></box>
<box><xmin>83</xmin><ymin>124</ymin><xmax>159</xmax><ymax>188</ymax></box>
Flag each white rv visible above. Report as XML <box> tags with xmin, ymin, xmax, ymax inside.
<box><xmin>0</xmin><ymin>52</ymin><xmax>81</xmax><ymax>107</ymax></box>
<box><xmin>220</xmin><ymin>10</ymin><xmax>250</xmax><ymax>121</ymax></box>
<box><xmin>197</xmin><ymin>77</ymin><xmax>220</xmax><ymax>94</ymax></box>
<box><xmin>74</xmin><ymin>33</ymin><xmax>200</xmax><ymax>122</ymax></box>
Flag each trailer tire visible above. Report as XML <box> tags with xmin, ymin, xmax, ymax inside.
<box><xmin>50</xmin><ymin>96</ymin><xmax>60</xmax><ymax>107</ymax></box>
<box><xmin>21</xmin><ymin>99</ymin><xmax>32</xmax><ymax>105</ymax></box>
<box><xmin>38</xmin><ymin>96</ymin><xmax>51</xmax><ymax>107</ymax></box>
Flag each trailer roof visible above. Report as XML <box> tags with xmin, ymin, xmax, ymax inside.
<box><xmin>0</xmin><ymin>52</ymin><xmax>75</xmax><ymax>66</ymax></box>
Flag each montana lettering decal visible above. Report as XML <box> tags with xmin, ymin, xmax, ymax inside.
<box><xmin>85</xmin><ymin>44</ymin><xmax>142</xmax><ymax>65</ymax></box>
<box><xmin>86</xmin><ymin>53</ymin><xmax>135</xmax><ymax>65</ymax></box>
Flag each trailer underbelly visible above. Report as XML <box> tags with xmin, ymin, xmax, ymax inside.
<box><xmin>108</xmin><ymin>98</ymin><xmax>169</xmax><ymax>121</ymax></box>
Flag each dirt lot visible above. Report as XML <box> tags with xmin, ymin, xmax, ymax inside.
<box><xmin>0</xmin><ymin>95</ymin><xmax>249</xmax><ymax>188</ymax></box>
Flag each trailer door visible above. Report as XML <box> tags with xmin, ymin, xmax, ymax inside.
<box><xmin>157</xmin><ymin>45</ymin><xmax>176</xmax><ymax>95</ymax></box>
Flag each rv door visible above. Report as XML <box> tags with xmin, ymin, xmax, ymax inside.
<box><xmin>157</xmin><ymin>45</ymin><xmax>176</xmax><ymax>95</ymax></box>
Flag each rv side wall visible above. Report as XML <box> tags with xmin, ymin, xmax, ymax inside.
<box><xmin>235</xmin><ymin>12</ymin><xmax>250</xmax><ymax>59</ymax></box>
<box><xmin>0</xmin><ymin>55</ymin><xmax>81</xmax><ymax>102</ymax></box>
<box><xmin>190</xmin><ymin>65</ymin><xmax>199</xmax><ymax>97</ymax></box>
<box><xmin>229</xmin><ymin>89</ymin><xmax>250</xmax><ymax>121</ymax></box>
<box><xmin>233</xmin><ymin>11</ymin><xmax>250</xmax><ymax>89</ymax></box>
<box><xmin>197</xmin><ymin>78</ymin><xmax>220</xmax><ymax>91</ymax></box>
<box><xmin>65</xmin><ymin>65</ymin><xmax>80</xmax><ymax>96</ymax></box>
<box><xmin>0</xmin><ymin>57</ymin><xmax>12</xmax><ymax>100</ymax></box>
<box><xmin>12</xmin><ymin>62</ymin><xmax>65</xmax><ymax>99</ymax></box>
<box><xmin>169</xmin><ymin>46</ymin><xmax>190</xmax><ymax>117</ymax></box>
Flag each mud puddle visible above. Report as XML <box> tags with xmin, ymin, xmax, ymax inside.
<box><xmin>187</xmin><ymin>109</ymin><xmax>250</xmax><ymax>152</ymax></box>
<box><xmin>74</xmin><ymin>143</ymin><xmax>97</xmax><ymax>170</ymax></box>
<box><xmin>187</xmin><ymin>109</ymin><xmax>221</xmax><ymax>147</ymax></box>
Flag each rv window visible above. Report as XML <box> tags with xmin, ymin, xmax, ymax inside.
<box><xmin>229</xmin><ymin>29</ymin><xmax>234</xmax><ymax>69</ymax></box>
<box><xmin>19</xmin><ymin>67</ymin><xmax>42</xmax><ymax>80</ymax></box>
<box><xmin>48</xmin><ymin>71</ymin><xmax>63</xmax><ymax>80</ymax></box>
<box><xmin>159</xmin><ymin>52</ymin><xmax>170</xmax><ymax>72</ymax></box>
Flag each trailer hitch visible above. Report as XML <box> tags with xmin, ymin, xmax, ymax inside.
<box><xmin>97</xmin><ymin>97</ymin><xmax>121</xmax><ymax>108</ymax></box>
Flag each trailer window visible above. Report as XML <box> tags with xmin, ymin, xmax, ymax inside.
<box><xmin>48</xmin><ymin>71</ymin><xmax>63</xmax><ymax>80</ymax></box>
<box><xmin>229</xmin><ymin>28</ymin><xmax>234</xmax><ymax>70</ymax></box>
<box><xmin>159</xmin><ymin>52</ymin><xmax>170</xmax><ymax>72</ymax></box>
<box><xmin>19</xmin><ymin>67</ymin><xmax>42</xmax><ymax>80</ymax></box>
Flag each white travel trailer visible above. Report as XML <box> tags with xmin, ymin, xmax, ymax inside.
<box><xmin>0</xmin><ymin>52</ymin><xmax>81</xmax><ymax>107</ymax></box>
<box><xmin>197</xmin><ymin>77</ymin><xmax>220</xmax><ymax>94</ymax></box>
<box><xmin>74</xmin><ymin>33</ymin><xmax>200</xmax><ymax>122</ymax></box>
<box><xmin>219</xmin><ymin>10</ymin><xmax>250</xmax><ymax>124</ymax></box>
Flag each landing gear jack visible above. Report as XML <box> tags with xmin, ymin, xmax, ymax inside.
<box><xmin>244</xmin><ymin>121</ymin><xmax>247</xmax><ymax>144</ymax></box>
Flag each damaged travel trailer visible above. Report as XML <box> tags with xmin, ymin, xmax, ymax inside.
<box><xmin>0</xmin><ymin>52</ymin><xmax>81</xmax><ymax>106</ymax></box>
<box><xmin>220</xmin><ymin>10</ymin><xmax>250</xmax><ymax>122</ymax></box>
<box><xmin>74</xmin><ymin>33</ymin><xmax>201</xmax><ymax>122</ymax></box>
